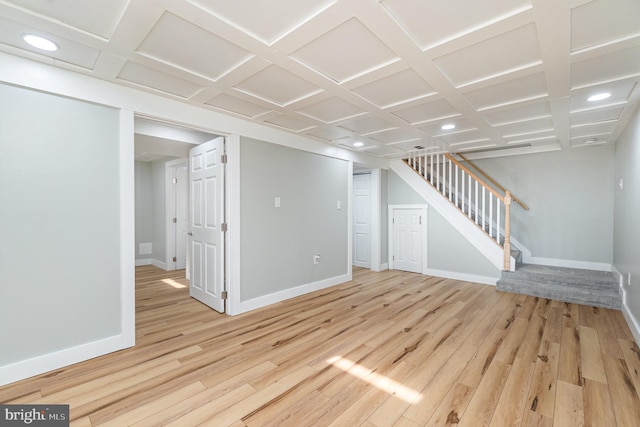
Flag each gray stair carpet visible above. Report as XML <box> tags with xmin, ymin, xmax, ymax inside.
<box><xmin>497</xmin><ymin>264</ymin><xmax>621</xmax><ymax>310</ymax></box>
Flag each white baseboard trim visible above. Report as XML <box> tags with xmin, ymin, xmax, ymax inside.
<box><xmin>372</xmin><ymin>262</ymin><xmax>389</xmax><ymax>273</ymax></box>
<box><xmin>151</xmin><ymin>259</ymin><xmax>168</xmax><ymax>270</ymax></box>
<box><xmin>236</xmin><ymin>272</ymin><xmax>352</xmax><ymax>315</ymax></box>
<box><xmin>620</xmin><ymin>286</ymin><xmax>640</xmax><ymax>345</ymax></box>
<box><xmin>424</xmin><ymin>268</ymin><xmax>499</xmax><ymax>286</ymax></box>
<box><xmin>525</xmin><ymin>256</ymin><xmax>611</xmax><ymax>272</ymax></box>
<box><xmin>0</xmin><ymin>334</ymin><xmax>131</xmax><ymax>387</ymax></box>
<box><xmin>135</xmin><ymin>258</ymin><xmax>152</xmax><ymax>266</ymax></box>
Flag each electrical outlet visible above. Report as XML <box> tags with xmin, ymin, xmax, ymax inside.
<box><xmin>314</xmin><ymin>253</ymin><xmax>320</xmax><ymax>264</ymax></box>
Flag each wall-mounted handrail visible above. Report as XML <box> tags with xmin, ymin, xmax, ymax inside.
<box><xmin>455</xmin><ymin>153</ymin><xmax>529</xmax><ymax>210</ymax></box>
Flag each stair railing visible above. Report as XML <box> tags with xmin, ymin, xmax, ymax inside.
<box><xmin>454</xmin><ymin>153</ymin><xmax>529</xmax><ymax>211</ymax></box>
<box><xmin>405</xmin><ymin>152</ymin><xmax>516</xmax><ymax>271</ymax></box>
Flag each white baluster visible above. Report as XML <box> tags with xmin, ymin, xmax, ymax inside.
<box><xmin>482</xmin><ymin>187</ymin><xmax>486</xmax><ymax>233</ymax></box>
<box><xmin>436</xmin><ymin>154</ymin><xmax>440</xmax><ymax>194</ymax></box>
<box><xmin>455</xmin><ymin>164</ymin><xmax>459</xmax><ymax>208</ymax></box>
<box><xmin>468</xmin><ymin>175</ymin><xmax>472</xmax><ymax>218</ymax></box>
<box><xmin>429</xmin><ymin>154</ymin><xmax>434</xmax><ymax>185</ymax></box>
<box><xmin>496</xmin><ymin>197</ymin><xmax>501</xmax><ymax>243</ymax></box>
<box><xmin>489</xmin><ymin>193</ymin><xmax>494</xmax><ymax>239</ymax></box>
<box><xmin>474</xmin><ymin>180</ymin><xmax>479</xmax><ymax>224</ymax></box>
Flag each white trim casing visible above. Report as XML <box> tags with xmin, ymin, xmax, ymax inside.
<box><xmin>348</xmin><ymin>162</ymin><xmax>354</xmax><ymax>272</ymax></box>
<box><xmin>388</xmin><ymin>204</ymin><xmax>429</xmax><ymax>274</ymax></box>
<box><xmin>226</xmin><ymin>135</ymin><xmax>242</xmax><ymax>316</ymax></box>
<box><xmin>165</xmin><ymin>158</ymin><xmax>188</xmax><ymax>271</ymax></box>
<box><xmin>119</xmin><ymin>109</ymin><xmax>136</xmax><ymax>349</ymax></box>
<box><xmin>370</xmin><ymin>169</ymin><xmax>382</xmax><ymax>272</ymax></box>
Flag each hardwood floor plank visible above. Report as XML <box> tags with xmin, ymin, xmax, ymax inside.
<box><xmin>583</xmin><ymin>378</ymin><xmax>616</xmax><ymax>427</ymax></box>
<box><xmin>553</xmin><ymin>380</ymin><xmax>584</xmax><ymax>426</ymax></box>
<box><xmin>580</xmin><ymin>326</ymin><xmax>608</xmax><ymax>384</ymax></box>
<box><xmin>489</xmin><ymin>356</ymin><xmax>536</xmax><ymax>426</ymax></box>
<box><xmin>0</xmin><ymin>266</ymin><xmax>637</xmax><ymax>427</ymax></box>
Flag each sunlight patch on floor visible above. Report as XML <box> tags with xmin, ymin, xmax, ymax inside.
<box><xmin>327</xmin><ymin>356</ymin><xmax>422</xmax><ymax>404</ymax></box>
<box><xmin>162</xmin><ymin>278</ymin><xmax>187</xmax><ymax>289</ymax></box>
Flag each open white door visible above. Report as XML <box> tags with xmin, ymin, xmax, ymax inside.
<box><xmin>189</xmin><ymin>137</ymin><xmax>225</xmax><ymax>313</ymax></box>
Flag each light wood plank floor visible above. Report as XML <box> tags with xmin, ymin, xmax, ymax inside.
<box><xmin>2</xmin><ymin>266</ymin><xmax>640</xmax><ymax>426</ymax></box>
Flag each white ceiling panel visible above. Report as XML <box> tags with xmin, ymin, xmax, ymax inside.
<box><xmin>380</xmin><ymin>0</ymin><xmax>532</xmax><ymax>50</ymax></box>
<box><xmin>570</xmin><ymin>107</ymin><xmax>623</xmax><ymax>126</ymax></box>
<box><xmin>264</xmin><ymin>114</ymin><xmax>317</xmax><ymax>132</ymax></box>
<box><xmin>571</xmin><ymin>46</ymin><xmax>640</xmax><ymax>89</ymax></box>
<box><xmin>464</xmin><ymin>72</ymin><xmax>548</xmax><ymax>110</ymax></box>
<box><xmin>482</xmin><ymin>101</ymin><xmax>551</xmax><ymax>125</ymax></box>
<box><xmin>418</xmin><ymin>118</ymin><xmax>477</xmax><ymax>137</ymax></box>
<box><xmin>434</xmin><ymin>24</ymin><xmax>542</xmax><ymax>87</ymax></box>
<box><xmin>306</xmin><ymin>126</ymin><xmax>353</xmax><ymax>142</ymax></box>
<box><xmin>117</xmin><ymin>62</ymin><xmax>202</xmax><ymax>98</ymax></box>
<box><xmin>5</xmin><ymin>0</ymin><xmax>129</xmax><ymax>38</ymax></box>
<box><xmin>1</xmin><ymin>0</ymin><xmax>638</xmax><ymax>160</ymax></box>
<box><xmin>352</xmin><ymin>68</ymin><xmax>436</xmax><ymax>108</ymax></box>
<box><xmin>504</xmin><ymin>130</ymin><xmax>556</xmax><ymax>144</ymax></box>
<box><xmin>206</xmin><ymin>93</ymin><xmax>272</xmax><ymax>118</ymax></box>
<box><xmin>138</xmin><ymin>12</ymin><xmax>252</xmax><ymax>81</ymax></box>
<box><xmin>392</xmin><ymin>98</ymin><xmax>460</xmax><ymax>125</ymax></box>
<box><xmin>290</xmin><ymin>18</ymin><xmax>399</xmax><ymax>83</ymax></box>
<box><xmin>233</xmin><ymin>65</ymin><xmax>322</xmax><ymax>106</ymax></box>
<box><xmin>369</xmin><ymin>129</ymin><xmax>421</xmax><ymax>144</ymax></box>
<box><xmin>296</xmin><ymin>97</ymin><xmax>366</xmax><ymax>123</ymax></box>
<box><xmin>570</xmin><ymin>121</ymin><xmax>616</xmax><ymax>138</ymax></box>
<box><xmin>0</xmin><ymin>17</ymin><xmax>100</xmax><ymax>69</ymax></box>
<box><xmin>338</xmin><ymin>115</ymin><xmax>397</xmax><ymax>135</ymax></box>
<box><xmin>437</xmin><ymin>129</ymin><xmax>491</xmax><ymax>145</ymax></box>
<box><xmin>570</xmin><ymin>78</ymin><xmax>637</xmax><ymax>112</ymax></box>
<box><xmin>571</xmin><ymin>0</ymin><xmax>640</xmax><ymax>52</ymax></box>
<box><xmin>189</xmin><ymin>0</ymin><xmax>335</xmax><ymax>45</ymax></box>
<box><xmin>361</xmin><ymin>144</ymin><xmax>405</xmax><ymax>157</ymax></box>
<box><xmin>496</xmin><ymin>117</ymin><xmax>555</xmax><ymax>138</ymax></box>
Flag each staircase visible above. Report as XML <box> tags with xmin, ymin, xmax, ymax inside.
<box><xmin>497</xmin><ymin>264</ymin><xmax>621</xmax><ymax>309</ymax></box>
<box><xmin>400</xmin><ymin>152</ymin><xmax>622</xmax><ymax>310</ymax></box>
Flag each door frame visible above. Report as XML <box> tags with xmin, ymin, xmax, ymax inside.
<box><xmin>352</xmin><ymin>167</ymin><xmax>383</xmax><ymax>272</ymax></box>
<box><xmin>388</xmin><ymin>204</ymin><xmax>428</xmax><ymax>273</ymax></box>
<box><xmin>165</xmin><ymin>158</ymin><xmax>189</xmax><ymax>273</ymax></box>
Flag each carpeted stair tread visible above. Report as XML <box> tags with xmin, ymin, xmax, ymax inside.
<box><xmin>497</xmin><ymin>264</ymin><xmax>620</xmax><ymax>310</ymax></box>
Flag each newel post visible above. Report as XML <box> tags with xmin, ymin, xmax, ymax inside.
<box><xmin>503</xmin><ymin>191</ymin><xmax>512</xmax><ymax>271</ymax></box>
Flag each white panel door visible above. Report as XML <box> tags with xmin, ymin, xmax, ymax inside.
<box><xmin>189</xmin><ymin>137</ymin><xmax>225</xmax><ymax>313</ymax></box>
<box><xmin>393</xmin><ymin>209</ymin><xmax>423</xmax><ymax>273</ymax></box>
<box><xmin>353</xmin><ymin>174</ymin><xmax>370</xmax><ymax>268</ymax></box>
<box><xmin>175</xmin><ymin>164</ymin><xmax>188</xmax><ymax>270</ymax></box>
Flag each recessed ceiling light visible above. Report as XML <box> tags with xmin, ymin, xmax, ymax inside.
<box><xmin>441</xmin><ymin>123</ymin><xmax>456</xmax><ymax>130</ymax></box>
<box><xmin>587</xmin><ymin>92</ymin><xmax>611</xmax><ymax>102</ymax></box>
<box><xmin>353</xmin><ymin>142</ymin><xmax>364</xmax><ymax>147</ymax></box>
<box><xmin>23</xmin><ymin>34</ymin><xmax>59</xmax><ymax>52</ymax></box>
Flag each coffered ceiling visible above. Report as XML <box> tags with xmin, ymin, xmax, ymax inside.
<box><xmin>0</xmin><ymin>0</ymin><xmax>638</xmax><ymax>159</ymax></box>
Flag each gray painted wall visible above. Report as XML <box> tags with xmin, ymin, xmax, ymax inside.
<box><xmin>135</xmin><ymin>161</ymin><xmax>153</xmax><ymax>260</ymax></box>
<box><xmin>0</xmin><ymin>84</ymin><xmax>121</xmax><ymax>365</ymax></box>
<box><xmin>472</xmin><ymin>146</ymin><xmax>615</xmax><ymax>264</ymax></box>
<box><xmin>240</xmin><ymin>137</ymin><xmax>349</xmax><ymax>301</ymax></box>
<box><xmin>387</xmin><ymin>170</ymin><xmax>500</xmax><ymax>279</ymax></box>
<box><xmin>613</xmin><ymin>106</ymin><xmax>640</xmax><ymax>324</ymax></box>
